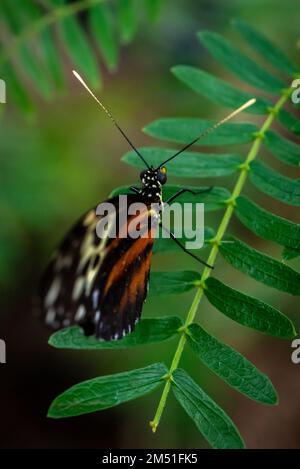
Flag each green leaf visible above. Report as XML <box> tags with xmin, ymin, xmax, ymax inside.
<box><xmin>144</xmin><ymin>117</ymin><xmax>258</xmax><ymax>146</ymax></box>
<box><xmin>250</xmin><ymin>160</ymin><xmax>300</xmax><ymax>206</ymax></box>
<box><xmin>197</xmin><ymin>31</ymin><xmax>285</xmax><ymax>93</ymax></box>
<box><xmin>49</xmin><ymin>317</ymin><xmax>182</xmax><ymax>350</ymax></box>
<box><xmin>264</xmin><ymin>130</ymin><xmax>300</xmax><ymax>167</ymax></box>
<box><xmin>235</xmin><ymin>196</ymin><xmax>300</xmax><ymax>249</ymax></box>
<box><xmin>278</xmin><ymin>110</ymin><xmax>300</xmax><ymax>136</ymax></box>
<box><xmin>291</xmin><ymin>121</ymin><xmax>300</xmax><ymax>136</ymax></box>
<box><xmin>187</xmin><ymin>323</ymin><xmax>278</xmax><ymax>405</ymax></box>
<box><xmin>0</xmin><ymin>0</ymin><xmax>20</xmax><ymax>30</ymax></box>
<box><xmin>172</xmin><ymin>368</ymin><xmax>245</xmax><ymax>449</ymax></box>
<box><xmin>1</xmin><ymin>63</ymin><xmax>33</xmax><ymax>113</ymax></box>
<box><xmin>145</xmin><ymin>0</ymin><xmax>164</xmax><ymax>22</ymax></box>
<box><xmin>89</xmin><ymin>4</ymin><xmax>119</xmax><ymax>72</ymax></box>
<box><xmin>172</xmin><ymin>66</ymin><xmax>269</xmax><ymax>114</ymax></box>
<box><xmin>18</xmin><ymin>44</ymin><xmax>53</xmax><ymax>99</ymax></box>
<box><xmin>122</xmin><ymin>148</ymin><xmax>243</xmax><ymax>177</ymax></box>
<box><xmin>154</xmin><ymin>226</ymin><xmax>215</xmax><ymax>254</ymax></box>
<box><xmin>15</xmin><ymin>0</ymin><xmax>63</xmax><ymax>88</ymax></box>
<box><xmin>48</xmin><ymin>362</ymin><xmax>167</xmax><ymax>418</ymax></box>
<box><xmin>118</xmin><ymin>0</ymin><xmax>136</xmax><ymax>44</ymax></box>
<box><xmin>110</xmin><ymin>184</ymin><xmax>230</xmax><ymax>212</ymax></box>
<box><xmin>0</xmin><ymin>0</ymin><xmax>53</xmax><ymax>99</ymax></box>
<box><xmin>150</xmin><ymin>271</ymin><xmax>199</xmax><ymax>295</ymax></box>
<box><xmin>42</xmin><ymin>0</ymin><xmax>65</xmax><ymax>6</ymax></box>
<box><xmin>219</xmin><ymin>236</ymin><xmax>300</xmax><ymax>295</ymax></box>
<box><xmin>59</xmin><ymin>16</ymin><xmax>101</xmax><ymax>88</ymax></box>
<box><xmin>232</xmin><ymin>19</ymin><xmax>297</xmax><ymax>76</ymax></box>
<box><xmin>282</xmin><ymin>246</ymin><xmax>300</xmax><ymax>261</ymax></box>
<box><xmin>39</xmin><ymin>28</ymin><xmax>64</xmax><ymax>88</ymax></box>
<box><xmin>205</xmin><ymin>277</ymin><xmax>296</xmax><ymax>339</ymax></box>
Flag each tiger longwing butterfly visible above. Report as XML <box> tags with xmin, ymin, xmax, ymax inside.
<box><xmin>40</xmin><ymin>71</ymin><xmax>255</xmax><ymax>341</ymax></box>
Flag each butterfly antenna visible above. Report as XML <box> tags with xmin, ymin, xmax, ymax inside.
<box><xmin>72</xmin><ymin>70</ymin><xmax>150</xmax><ymax>169</ymax></box>
<box><xmin>158</xmin><ymin>98</ymin><xmax>256</xmax><ymax>168</ymax></box>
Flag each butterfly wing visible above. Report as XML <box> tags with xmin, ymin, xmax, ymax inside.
<box><xmin>40</xmin><ymin>195</ymin><xmax>158</xmax><ymax>340</ymax></box>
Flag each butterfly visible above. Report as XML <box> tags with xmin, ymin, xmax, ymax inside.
<box><xmin>40</xmin><ymin>71</ymin><xmax>255</xmax><ymax>341</ymax></box>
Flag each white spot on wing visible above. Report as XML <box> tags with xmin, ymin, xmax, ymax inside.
<box><xmin>45</xmin><ymin>308</ymin><xmax>56</xmax><ymax>326</ymax></box>
<box><xmin>75</xmin><ymin>304</ymin><xmax>86</xmax><ymax>322</ymax></box>
<box><xmin>92</xmin><ymin>289</ymin><xmax>100</xmax><ymax>309</ymax></box>
<box><xmin>44</xmin><ymin>277</ymin><xmax>61</xmax><ymax>308</ymax></box>
<box><xmin>72</xmin><ymin>276</ymin><xmax>85</xmax><ymax>301</ymax></box>
<box><xmin>83</xmin><ymin>210</ymin><xmax>95</xmax><ymax>226</ymax></box>
<box><xmin>56</xmin><ymin>256</ymin><xmax>72</xmax><ymax>271</ymax></box>
<box><xmin>94</xmin><ymin>310</ymin><xmax>101</xmax><ymax>324</ymax></box>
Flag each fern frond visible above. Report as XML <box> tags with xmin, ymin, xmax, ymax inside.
<box><xmin>0</xmin><ymin>0</ymin><xmax>166</xmax><ymax>112</ymax></box>
<box><xmin>48</xmin><ymin>19</ymin><xmax>300</xmax><ymax>448</ymax></box>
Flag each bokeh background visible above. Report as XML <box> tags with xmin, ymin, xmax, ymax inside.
<box><xmin>1</xmin><ymin>0</ymin><xmax>300</xmax><ymax>449</ymax></box>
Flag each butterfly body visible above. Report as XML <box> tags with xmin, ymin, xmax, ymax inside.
<box><xmin>139</xmin><ymin>167</ymin><xmax>166</xmax><ymax>203</ymax></box>
<box><xmin>41</xmin><ymin>167</ymin><xmax>167</xmax><ymax>341</ymax></box>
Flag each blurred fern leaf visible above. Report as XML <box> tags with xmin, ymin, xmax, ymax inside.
<box><xmin>0</xmin><ymin>0</ymin><xmax>165</xmax><ymax>113</ymax></box>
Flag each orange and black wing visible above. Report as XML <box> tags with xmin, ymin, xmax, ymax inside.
<box><xmin>40</xmin><ymin>195</ymin><xmax>158</xmax><ymax>340</ymax></box>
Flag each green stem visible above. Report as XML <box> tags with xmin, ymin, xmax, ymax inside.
<box><xmin>0</xmin><ymin>0</ymin><xmax>108</xmax><ymax>67</ymax></box>
<box><xmin>150</xmin><ymin>89</ymin><xmax>292</xmax><ymax>433</ymax></box>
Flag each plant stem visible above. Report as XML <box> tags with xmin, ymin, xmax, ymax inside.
<box><xmin>0</xmin><ymin>0</ymin><xmax>108</xmax><ymax>67</ymax></box>
<box><xmin>150</xmin><ymin>89</ymin><xmax>292</xmax><ymax>433</ymax></box>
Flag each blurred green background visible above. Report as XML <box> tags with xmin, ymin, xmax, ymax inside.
<box><xmin>0</xmin><ymin>0</ymin><xmax>300</xmax><ymax>449</ymax></box>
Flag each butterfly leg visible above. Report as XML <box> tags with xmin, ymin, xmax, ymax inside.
<box><xmin>130</xmin><ymin>186</ymin><xmax>141</xmax><ymax>194</ymax></box>
<box><xmin>165</xmin><ymin>186</ymin><xmax>213</xmax><ymax>204</ymax></box>
<box><xmin>160</xmin><ymin>224</ymin><xmax>213</xmax><ymax>269</ymax></box>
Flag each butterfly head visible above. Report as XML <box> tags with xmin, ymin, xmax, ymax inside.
<box><xmin>140</xmin><ymin>166</ymin><xmax>167</xmax><ymax>187</ymax></box>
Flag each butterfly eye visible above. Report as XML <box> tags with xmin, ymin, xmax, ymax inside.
<box><xmin>157</xmin><ymin>167</ymin><xmax>167</xmax><ymax>185</ymax></box>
